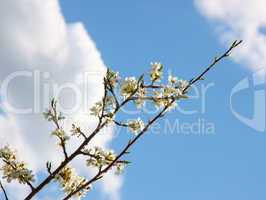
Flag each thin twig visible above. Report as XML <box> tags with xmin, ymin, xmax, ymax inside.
<box><xmin>0</xmin><ymin>181</ymin><xmax>9</xmax><ymax>200</ymax></box>
<box><xmin>112</xmin><ymin>120</ymin><xmax>129</xmax><ymax>127</ymax></box>
<box><xmin>183</xmin><ymin>40</ymin><xmax>242</xmax><ymax>93</ymax></box>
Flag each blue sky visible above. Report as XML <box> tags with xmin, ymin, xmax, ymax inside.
<box><xmin>59</xmin><ymin>1</ymin><xmax>266</xmax><ymax>200</ymax></box>
<box><xmin>0</xmin><ymin>1</ymin><xmax>266</xmax><ymax>200</ymax></box>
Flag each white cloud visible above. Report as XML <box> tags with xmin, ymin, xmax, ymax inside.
<box><xmin>101</xmin><ymin>171</ymin><xmax>124</xmax><ymax>200</ymax></box>
<box><xmin>0</xmin><ymin>0</ymin><xmax>121</xmax><ymax>199</ymax></box>
<box><xmin>195</xmin><ymin>0</ymin><xmax>266</xmax><ymax>71</ymax></box>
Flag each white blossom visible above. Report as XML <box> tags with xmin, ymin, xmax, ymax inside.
<box><xmin>153</xmin><ymin>88</ymin><xmax>177</xmax><ymax>110</ymax></box>
<box><xmin>0</xmin><ymin>146</ymin><xmax>35</xmax><ymax>184</ymax></box>
<box><xmin>90</xmin><ymin>96</ymin><xmax>116</xmax><ymax>118</ymax></box>
<box><xmin>134</xmin><ymin>88</ymin><xmax>146</xmax><ymax>108</ymax></box>
<box><xmin>128</xmin><ymin>118</ymin><xmax>145</xmax><ymax>134</ymax></box>
<box><xmin>86</xmin><ymin>147</ymin><xmax>115</xmax><ymax>168</ymax></box>
<box><xmin>168</xmin><ymin>74</ymin><xmax>178</xmax><ymax>84</ymax></box>
<box><xmin>90</xmin><ymin>101</ymin><xmax>103</xmax><ymax>117</ymax></box>
<box><xmin>150</xmin><ymin>62</ymin><xmax>163</xmax><ymax>82</ymax></box>
<box><xmin>85</xmin><ymin>147</ymin><xmax>128</xmax><ymax>174</ymax></box>
<box><xmin>177</xmin><ymin>79</ymin><xmax>189</xmax><ymax>91</ymax></box>
<box><xmin>107</xmin><ymin>69</ymin><xmax>120</xmax><ymax>88</ymax></box>
<box><xmin>51</xmin><ymin>129</ymin><xmax>70</xmax><ymax>145</ymax></box>
<box><xmin>55</xmin><ymin>166</ymin><xmax>89</xmax><ymax>198</ymax></box>
<box><xmin>120</xmin><ymin>77</ymin><xmax>138</xmax><ymax>98</ymax></box>
<box><xmin>70</xmin><ymin>124</ymin><xmax>81</xmax><ymax>137</ymax></box>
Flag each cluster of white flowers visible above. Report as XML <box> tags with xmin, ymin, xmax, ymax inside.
<box><xmin>43</xmin><ymin>107</ymin><xmax>65</xmax><ymax>123</ymax></box>
<box><xmin>168</xmin><ymin>74</ymin><xmax>178</xmax><ymax>85</ymax></box>
<box><xmin>51</xmin><ymin>129</ymin><xmax>70</xmax><ymax>145</ymax></box>
<box><xmin>152</xmin><ymin>87</ymin><xmax>176</xmax><ymax>110</ymax></box>
<box><xmin>85</xmin><ymin>147</ymin><xmax>127</xmax><ymax>174</ymax></box>
<box><xmin>120</xmin><ymin>77</ymin><xmax>138</xmax><ymax>98</ymax></box>
<box><xmin>150</xmin><ymin>62</ymin><xmax>163</xmax><ymax>82</ymax></box>
<box><xmin>89</xmin><ymin>97</ymin><xmax>116</xmax><ymax>126</ymax></box>
<box><xmin>107</xmin><ymin>69</ymin><xmax>120</xmax><ymax>88</ymax></box>
<box><xmin>151</xmin><ymin>75</ymin><xmax>189</xmax><ymax>109</ymax></box>
<box><xmin>55</xmin><ymin>166</ymin><xmax>89</xmax><ymax>198</ymax></box>
<box><xmin>177</xmin><ymin>79</ymin><xmax>189</xmax><ymax>92</ymax></box>
<box><xmin>168</xmin><ymin>74</ymin><xmax>189</xmax><ymax>94</ymax></box>
<box><xmin>90</xmin><ymin>101</ymin><xmax>103</xmax><ymax>117</ymax></box>
<box><xmin>171</xmin><ymin>79</ymin><xmax>189</xmax><ymax>101</ymax></box>
<box><xmin>134</xmin><ymin>87</ymin><xmax>146</xmax><ymax>108</ymax></box>
<box><xmin>128</xmin><ymin>118</ymin><xmax>145</xmax><ymax>134</ymax></box>
<box><xmin>70</xmin><ymin>124</ymin><xmax>82</xmax><ymax>137</ymax></box>
<box><xmin>86</xmin><ymin>147</ymin><xmax>115</xmax><ymax>167</ymax></box>
<box><xmin>90</xmin><ymin>96</ymin><xmax>116</xmax><ymax>118</ymax></box>
<box><xmin>89</xmin><ymin>64</ymin><xmax>189</xmax><ymax>125</ymax></box>
<box><xmin>0</xmin><ymin>146</ymin><xmax>34</xmax><ymax>184</ymax></box>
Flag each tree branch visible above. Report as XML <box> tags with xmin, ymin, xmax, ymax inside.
<box><xmin>61</xmin><ymin>40</ymin><xmax>243</xmax><ymax>200</ymax></box>
<box><xmin>24</xmin><ymin>40</ymin><xmax>242</xmax><ymax>200</ymax></box>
